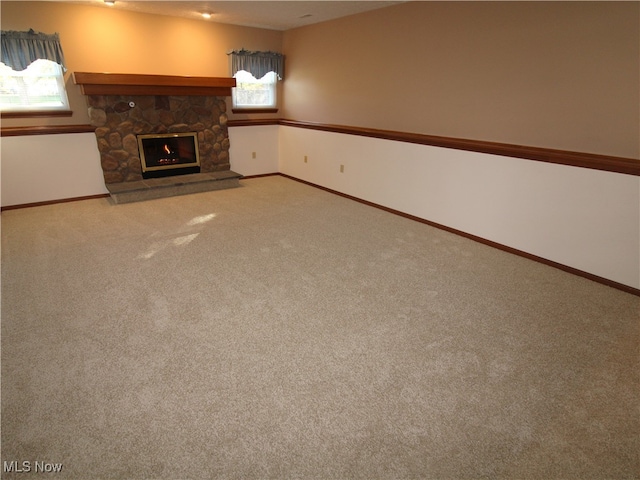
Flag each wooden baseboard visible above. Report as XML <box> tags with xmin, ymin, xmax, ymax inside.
<box><xmin>278</xmin><ymin>173</ymin><xmax>640</xmax><ymax>297</ymax></box>
<box><xmin>239</xmin><ymin>172</ymin><xmax>280</xmax><ymax>179</ymax></box>
<box><xmin>3</xmin><ymin>175</ymin><xmax>637</xmax><ymax>296</ymax></box>
<box><xmin>0</xmin><ymin>176</ymin><xmax>278</xmax><ymax>209</ymax></box>
<box><xmin>1</xmin><ymin>194</ymin><xmax>110</xmax><ymax>211</ymax></box>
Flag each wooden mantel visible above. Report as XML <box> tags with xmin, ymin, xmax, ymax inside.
<box><xmin>72</xmin><ymin>72</ymin><xmax>236</xmax><ymax>96</ymax></box>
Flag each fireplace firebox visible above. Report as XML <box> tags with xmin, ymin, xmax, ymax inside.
<box><xmin>137</xmin><ymin>132</ymin><xmax>200</xmax><ymax>179</ymax></box>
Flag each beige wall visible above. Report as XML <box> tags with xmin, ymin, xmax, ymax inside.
<box><xmin>2</xmin><ymin>1</ymin><xmax>638</xmax><ymax>158</ymax></box>
<box><xmin>282</xmin><ymin>1</ymin><xmax>639</xmax><ymax>159</ymax></box>
<box><xmin>0</xmin><ymin>1</ymin><xmax>283</xmax><ymax>127</ymax></box>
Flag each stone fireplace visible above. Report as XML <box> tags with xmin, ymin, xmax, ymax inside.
<box><xmin>85</xmin><ymin>93</ymin><xmax>230</xmax><ymax>183</ymax></box>
<box><xmin>73</xmin><ymin>72</ymin><xmax>241</xmax><ymax>203</ymax></box>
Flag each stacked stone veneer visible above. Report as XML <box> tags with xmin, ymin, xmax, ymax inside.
<box><xmin>86</xmin><ymin>95</ymin><xmax>230</xmax><ymax>184</ymax></box>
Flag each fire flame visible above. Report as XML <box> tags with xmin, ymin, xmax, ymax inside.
<box><xmin>163</xmin><ymin>144</ymin><xmax>171</xmax><ymax>155</ymax></box>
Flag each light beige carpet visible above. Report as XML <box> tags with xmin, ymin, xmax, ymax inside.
<box><xmin>2</xmin><ymin>175</ymin><xmax>639</xmax><ymax>479</ymax></box>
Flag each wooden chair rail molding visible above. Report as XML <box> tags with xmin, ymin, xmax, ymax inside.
<box><xmin>1</xmin><ymin>110</ymin><xmax>73</xmax><ymax>119</ymax></box>
<box><xmin>228</xmin><ymin>118</ymin><xmax>640</xmax><ymax>177</ymax></box>
<box><xmin>2</xmin><ymin>118</ymin><xmax>637</xmax><ymax>176</ymax></box>
<box><xmin>0</xmin><ymin>124</ymin><xmax>95</xmax><ymax>136</ymax></box>
<box><xmin>72</xmin><ymin>72</ymin><xmax>236</xmax><ymax>96</ymax></box>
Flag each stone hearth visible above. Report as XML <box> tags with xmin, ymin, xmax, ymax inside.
<box><xmin>105</xmin><ymin>171</ymin><xmax>241</xmax><ymax>204</ymax></box>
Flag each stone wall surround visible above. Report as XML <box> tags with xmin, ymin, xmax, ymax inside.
<box><xmin>86</xmin><ymin>94</ymin><xmax>230</xmax><ymax>184</ymax></box>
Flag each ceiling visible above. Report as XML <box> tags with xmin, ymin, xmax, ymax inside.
<box><xmin>49</xmin><ymin>1</ymin><xmax>405</xmax><ymax>31</ymax></box>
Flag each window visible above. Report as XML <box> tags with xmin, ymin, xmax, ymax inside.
<box><xmin>227</xmin><ymin>49</ymin><xmax>283</xmax><ymax>112</ymax></box>
<box><xmin>0</xmin><ymin>59</ymin><xmax>69</xmax><ymax>112</ymax></box>
<box><xmin>232</xmin><ymin>70</ymin><xmax>277</xmax><ymax>110</ymax></box>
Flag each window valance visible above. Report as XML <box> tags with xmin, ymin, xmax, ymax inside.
<box><xmin>228</xmin><ymin>49</ymin><xmax>284</xmax><ymax>80</ymax></box>
<box><xmin>1</xmin><ymin>29</ymin><xmax>66</xmax><ymax>71</ymax></box>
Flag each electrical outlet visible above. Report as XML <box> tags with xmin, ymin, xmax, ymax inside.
<box><xmin>340</xmin><ymin>164</ymin><xmax>344</xmax><ymax>173</ymax></box>
<box><xmin>252</xmin><ymin>152</ymin><xmax>256</xmax><ymax>159</ymax></box>
<box><xmin>304</xmin><ymin>155</ymin><xmax>308</xmax><ymax>163</ymax></box>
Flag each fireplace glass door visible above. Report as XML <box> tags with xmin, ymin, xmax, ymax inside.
<box><xmin>137</xmin><ymin>132</ymin><xmax>200</xmax><ymax>179</ymax></box>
